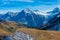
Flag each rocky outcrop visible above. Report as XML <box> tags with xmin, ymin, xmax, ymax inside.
<box><xmin>11</xmin><ymin>30</ymin><xmax>33</xmax><ymax>40</ymax></box>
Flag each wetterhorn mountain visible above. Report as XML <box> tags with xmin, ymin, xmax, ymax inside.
<box><xmin>0</xmin><ymin>7</ymin><xmax>60</xmax><ymax>30</ymax></box>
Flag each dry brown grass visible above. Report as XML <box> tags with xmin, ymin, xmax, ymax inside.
<box><xmin>0</xmin><ymin>29</ymin><xmax>11</xmax><ymax>36</ymax></box>
<box><xmin>0</xmin><ymin>20</ymin><xmax>26</xmax><ymax>36</ymax></box>
<box><xmin>18</xmin><ymin>28</ymin><xmax>60</xmax><ymax>40</ymax></box>
<box><xmin>0</xmin><ymin>20</ymin><xmax>20</xmax><ymax>35</ymax></box>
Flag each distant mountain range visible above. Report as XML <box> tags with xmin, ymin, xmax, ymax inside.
<box><xmin>0</xmin><ymin>7</ymin><xmax>60</xmax><ymax>40</ymax></box>
<box><xmin>0</xmin><ymin>7</ymin><xmax>60</xmax><ymax>30</ymax></box>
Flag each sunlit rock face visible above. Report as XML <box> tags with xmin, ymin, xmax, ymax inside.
<box><xmin>11</xmin><ymin>31</ymin><xmax>33</xmax><ymax>40</ymax></box>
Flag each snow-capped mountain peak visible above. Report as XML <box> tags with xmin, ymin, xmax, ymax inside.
<box><xmin>46</xmin><ymin>7</ymin><xmax>60</xmax><ymax>15</ymax></box>
<box><xmin>34</xmin><ymin>10</ymin><xmax>50</xmax><ymax>16</ymax></box>
<box><xmin>53</xmin><ymin>7</ymin><xmax>59</xmax><ymax>12</ymax></box>
<box><xmin>48</xmin><ymin>7</ymin><xmax>59</xmax><ymax>13</ymax></box>
<box><xmin>0</xmin><ymin>8</ymin><xmax>60</xmax><ymax>30</ymax></box>
<box><xmin>6</xmin><ymin>12</ymin><xmax>18</xmax><ymax>17</ymax></box>
<box><xmin>22</xmin><ymin>8</ymin><xmax>32</xmax><ymax>13</ymax></box>
<box><xmin>34</xmin><ymin>10</ymin><xmax>40</xmax><ymax>12</ymax></box>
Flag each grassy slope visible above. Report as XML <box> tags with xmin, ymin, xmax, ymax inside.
<box><xmin>0</xmin><ymin>20</ymin><xmax>60</xmax><ymax>40</ymax></box>
<box><xmin>18</xmin><ymin>28</ymin><xmax>60</xmax><ymax>40</ymax></box>
<box><xmin>0</xmin><ymin>20</ymin><xmax>20</xmax><ymax>35</ymax></box>
<box><xmin>0</xmin><ymin>29</ymin><xmax>11</xmax><ymax>36</ymax></box>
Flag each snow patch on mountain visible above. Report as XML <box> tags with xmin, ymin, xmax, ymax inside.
<box><xmin>34</xmin><ymin>10</ymin><xmax>50</xmax><ymax>16</ymax></box>
<box><xmin>23</xmin><ymin>8</ymin><xmax>32</xmax><ymax>14</ymax></box>
<box><xmin>7</xmin><ymin>12</ymin><xmax>18</xmax><ymax>17</ymax></box>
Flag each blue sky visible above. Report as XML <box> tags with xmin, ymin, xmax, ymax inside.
<box><xmin>0</xmin><ymin>0</ymin><xmax>59</xmax><ymax>14</ymax></box>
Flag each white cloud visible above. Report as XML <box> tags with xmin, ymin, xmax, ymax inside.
<box><xmin>57</xmin><ymin>5</ymin><xmax>60</xmax><ymax>9</ymax></box>
<box><xmin>38</xmin><ymin>1</ymin><xmax>56</xmax><ymax>5</ymax></box>
<box><xmin>25</xmin><ymin>5</ymin><xmax>58</xmax><ymax>12</ymax></box>
<box><xmin>1</xmin><ymin>0</ymin><xmax>34</xmax><ymax>5</ymax></box>
<box><xmin>2</xmin><ymin>0</ymin><xmax>34</xmax><ymax>2</ymax></box>
<box><xmin>0</xmin><ymin>9</ymin><xmax>20</xmax><ymax>14</ymax></box>
<box><xmin>17</xmin><ymin>0</ymin><xmax>34</xmax><ymax>2</ymax></box>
